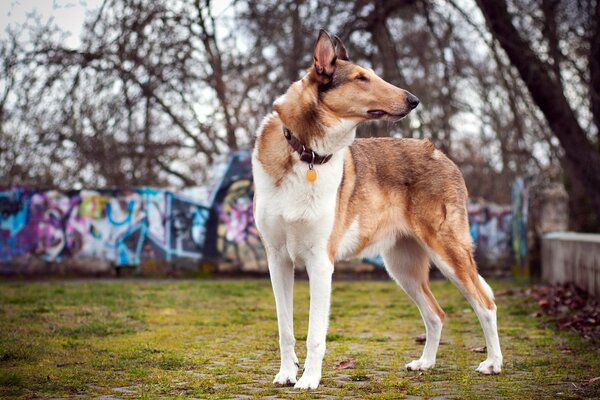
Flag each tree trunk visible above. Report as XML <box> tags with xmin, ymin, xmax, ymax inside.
<box><xmin>476</xmin><ymin>0</ymin><xmax>600</xmax><ymax>229</ymax></box>
<box><xmin>590</xmin><ymin>0</ymin><xmax>600</xmax><ymax>145</ymax></box>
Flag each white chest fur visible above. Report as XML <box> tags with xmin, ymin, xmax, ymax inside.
<box><xmin>252</xmin><ymin>150</ymin><xmax>345</xmax><ymax>264</ymax></box>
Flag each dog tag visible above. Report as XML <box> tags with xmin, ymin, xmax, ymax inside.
<box><xmin>306</xmin><ymin>154</ymin><xmax>317</xmax><ymax>182</ymax></box>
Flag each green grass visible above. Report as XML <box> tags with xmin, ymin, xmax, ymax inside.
<box><xmin>0</xmin><ymin>278</ymin><xmax>599</xmax><ymax>399</ymax></box>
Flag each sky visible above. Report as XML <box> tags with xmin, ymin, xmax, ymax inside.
<box><xmin>0</xmin><ymin>0</ymin><xmax>105</xmax><ymax>47</ymax></box>
<box><xmin>1</xmin><ymin>0</ymin><xmax>234</xmax><ymax>47</ymax></box>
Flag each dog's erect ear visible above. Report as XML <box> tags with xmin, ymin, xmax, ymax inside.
<box><xmin>333</xmin><ymin>35</ymin><xmax>349</xmax><ymax>61</ymax></box>
<box><xmin>313</xmin><ymin>29</ymin><xmax>337</xmax><ymax>82</ymax></box>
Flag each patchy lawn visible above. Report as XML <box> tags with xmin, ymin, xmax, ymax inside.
<box><xmin>0</xmin><ymin>278</ymin><xmax>599</xmax><ymax>399</ymax></box>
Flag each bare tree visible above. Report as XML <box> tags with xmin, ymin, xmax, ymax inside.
<box><xmin>475</xmin><ymin>0</ymin><xmax>600</xmax><ymax>226</ymax></box>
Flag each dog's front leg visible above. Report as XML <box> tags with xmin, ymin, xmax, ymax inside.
<box><xmin>268</xmin><ymin>248</ymin><xmax>298</xmax><ymax>385</ymax></box>
<box><xmin>295</xmin><ymin>256</ymin><xmax>333</xmax><ymax>389</ymax></box>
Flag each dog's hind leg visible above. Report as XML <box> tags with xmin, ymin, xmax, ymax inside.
<box><xmin>295</xmin><ymin>254</ymin><xmax>333</xmax><ymax>390</ymax></box>
<box><xmin>383</xmin><ymin>236</ymin><xmax>445</xmax><ymax>371</ymax></box>
<box><xmin>267</xmin><ymin>247</ymin><xmax>299</xmax><ymax>385</ymax></box>
<box><xmin>422</xmin><ymin>227</ymin><xmax>503</xmax><ymax>374</ymax></box>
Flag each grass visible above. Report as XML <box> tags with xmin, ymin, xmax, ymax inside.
<box><xmin>0</xmin><ymin>278</ymin><xmax>599</xmax><ymax>399</ymax></box>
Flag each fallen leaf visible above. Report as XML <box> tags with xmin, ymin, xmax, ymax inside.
<box><xmin>334</xmin><ymin>357</ymin><xmax>356</xmax><ymax>370</ymax></box>
<box><xmin>414</xmin><ymin>334</ymin><xmax>426</xmax><ymax>344</ymax></box>
<box><xmin>529</xmin><ymin>311</ymin><xmax>542</xmax><ymax>318</ymax></box>
<box><xmin>561</xmin><ymin>348</ymin><xmax>574</xmax><ymax>354</ymax></box>
<box><xmin>495</xmin><ymin>289</ymin><xmax>514</xmax><ymax>297</ymax></box>
<box><xmin>470</xmin><ymin>346</ymin><xmax>486</xmax><ymax>353</ymax></box>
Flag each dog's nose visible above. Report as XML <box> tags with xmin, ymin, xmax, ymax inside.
<box><xmin>407</xmin><ymin>94</ymin><xmax>420</xmax><ymax>109</ymax></box>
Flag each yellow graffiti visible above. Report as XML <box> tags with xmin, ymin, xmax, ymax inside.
<box><xmin>79</xmin><ymin>195</ymin><xmax>109</xmax><ymax>219</ymax></box>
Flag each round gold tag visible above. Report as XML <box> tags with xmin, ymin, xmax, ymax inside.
<box><xmin>306</xmin><ymin>169</ymin><xmax>317</xmax><ymax>182</ymax></box>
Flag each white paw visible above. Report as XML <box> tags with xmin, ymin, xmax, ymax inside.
<box><xmin>406</xmin><ymin>359</ymin><xmax>435</xmax><ymax>371</ymax></box>
<box><xmin>294</xmin><ymin>373</ymin><xmax>321</xmax><ymax>389</ymax></box>
<box><xmin>476</xmin><ymin>358</ymin><xmax>502</xmax><ymax>375</ymax></box>
<box><xmin>273</xmin><ymin>365</ymin><xmax>298</xmax><ymax>385</ymax></box>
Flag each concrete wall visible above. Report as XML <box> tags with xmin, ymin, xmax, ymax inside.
<box><xmin>542</xmin><ymin>232</ymin><xmax>600</xmax><ymax>297</ymax></box>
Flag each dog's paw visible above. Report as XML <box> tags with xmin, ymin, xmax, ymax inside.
<box><xmin>294</xmin><ymin>373</ymin><xmax>320</xmax><ymax>389</ymax></box>
<box><xmin>406</xmin><ymin>359</ymin><xmax>435</xmax><ymax>371</ymax></box>
<box><xmin>476</xmin><ymin>358</ymin><xmax>502</xmax><ymax>375</ymax></box>
<box><xmin>273</xmin><ymin>368</ymin><xmax>298</xmax><ymax>385</ymax></box>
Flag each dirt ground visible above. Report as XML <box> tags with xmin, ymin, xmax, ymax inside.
<box><xmin>1</xmin><ymin>278</ymin><xmax>599</xmax><ymax>399</ymax></box>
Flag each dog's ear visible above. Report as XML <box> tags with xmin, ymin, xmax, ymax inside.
<box><xmin>333</xmin><ymin>35</ymin><xmax>349</xmax><ymax>61</ymax></box>
<box><xmin>313</xmin><ymin>29</ymin><xmax>337</xmax><ymax>83</ymax></box>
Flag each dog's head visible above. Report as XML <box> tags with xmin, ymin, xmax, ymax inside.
<box><xmin>273</xmin><ymin>29</ymin><xmax>419</xmax><ymax>152</ymax></box>
<box><xmin>309</xmin><ymin>29</ymin><xmax>419</xmax><ymax>122</ymax></box>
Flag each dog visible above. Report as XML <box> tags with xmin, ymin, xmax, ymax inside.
<box><xmin>251</xmin><ymin>29</ymin><xmax>502</xmax><ymax>390</ymax></box>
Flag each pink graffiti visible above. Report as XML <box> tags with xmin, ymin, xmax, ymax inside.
<box><xmin>220</xmin><ymin>199</ymin><xmax>256</xmax><ymax>243</ymax></box>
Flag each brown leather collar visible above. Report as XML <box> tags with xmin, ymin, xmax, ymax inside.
<box><xmin>283</xmin><ymin>126</ymin><xmax>333</xmax><ymax>165</ymax></box>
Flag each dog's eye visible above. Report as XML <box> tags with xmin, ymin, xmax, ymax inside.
<box><xmin>355</xmin><ymin>75</ymin><xmax>368</xmax><ymax>82</ymax></box>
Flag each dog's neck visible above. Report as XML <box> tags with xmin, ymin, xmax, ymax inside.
<box><xmin>312</xmin><ymin>119</ymin><xmax>357</xmax><ymax>155</ymax></box>
<box><xmin>282</xmin><ymin>120</ymin><xmax>357</xmax><ymax>156</ymax></box>
<box><xmin>283</xmin><ymin>126</ymin><xmax>333</xmax><ymax>165</ymax></box>
<box><xmin>273</xmin><ymin>80</ymin><xmax>358</xmax><ymax>157</ymax></box>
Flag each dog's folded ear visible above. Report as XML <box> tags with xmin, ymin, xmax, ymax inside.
<box><xmin>334</xmin><ymin>35</ymin><xmax>349</xmax><ymax>61</ymax></box>
<box><xmin>312</xmin><ymin>29</ymin><xmax>337</xmax><ymax>83</ymax></box>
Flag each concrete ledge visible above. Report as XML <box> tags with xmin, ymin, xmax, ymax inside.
<box><xmin>542</xmin><ymin>232</ymin><xmax>600</xmax><ymax>297</ymax></box>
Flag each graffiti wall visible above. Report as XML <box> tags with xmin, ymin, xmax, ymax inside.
<box><xmin>0</xmin><ymin>187</ymin><xmax>210</xmax><ymax>273</ymax></box>
<box><xmin>208</xmin><ymin>150</ymin><xmax>266</xmax><ymax>272</ymax></box>
<box><xmin>216</xmin><ymin>179</ymin><xmax>265</xmax><ymax>271</ymax></box>
<box><xmin>0</xmin><ymin>150</ymin><xmax>267</xmax><ymax>275</ymax></box>
<box><xmin>468</xmin><ymin>202</ymin><xmax>513</xmax><ymax>271</ymax></box>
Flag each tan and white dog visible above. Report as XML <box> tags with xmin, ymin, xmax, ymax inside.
<box><xmin>252</xmin><ymin>29</ymin><xmax>502</xmax><ymax>389</ymax></box>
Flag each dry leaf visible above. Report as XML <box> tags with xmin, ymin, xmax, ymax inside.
<box><xmin>334</xmin><ymin>357</ymin><xmax>356</xmax><ymax>370</ymax></box>
<box><xmin>470</xmin><ymin>346</ymin><xmax>486</xmax><ymax>353</ymax></box>
<box><xmin>414</xmin><ymin>334</ymin><xmax>426</xmax><ymax>344</ymax></box>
